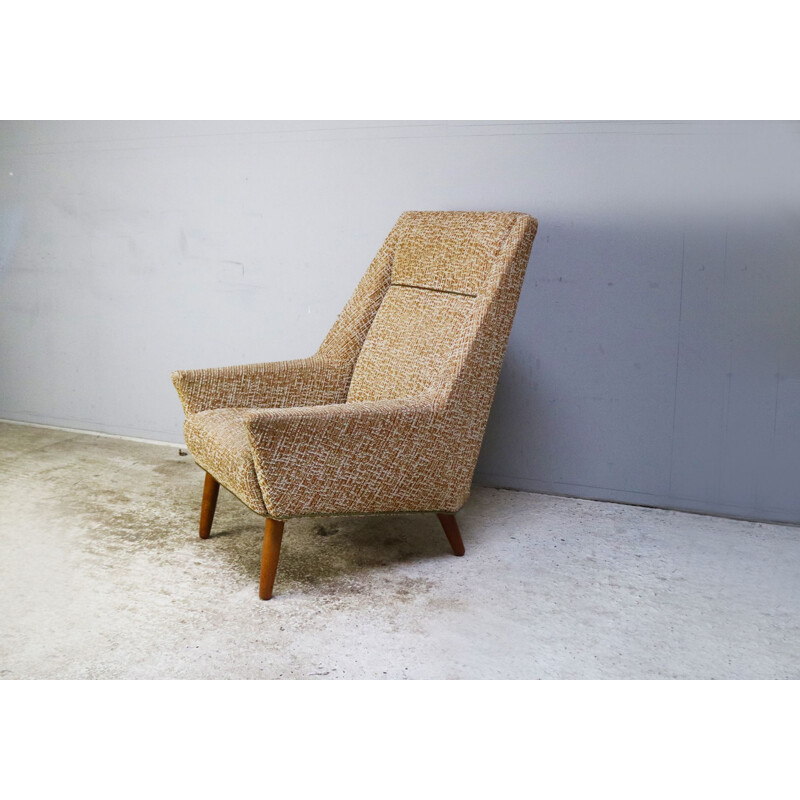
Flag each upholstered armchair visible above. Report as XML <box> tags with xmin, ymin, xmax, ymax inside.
<box><xmin>172</xmin><ymin>211</ymin><xmax>538</xmax><ymax>598</ymax></box>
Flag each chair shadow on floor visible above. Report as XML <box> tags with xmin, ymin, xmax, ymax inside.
<box><xmin>206</xmin><ymin>510</ymin><xmax>468</xmax><ymax>596</ymax></box>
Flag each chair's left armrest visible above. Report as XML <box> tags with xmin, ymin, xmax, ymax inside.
<box><xmin>243</xmin><ymin>395</ymin><xmax>446</xmax><ymax>518</ymax></box>
<box><xmin>172</xmin><ymin>356</ymin><xmax>352</xmax><ymax>416</ymax></box>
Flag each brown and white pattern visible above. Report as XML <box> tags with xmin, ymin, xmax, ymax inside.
<box><xmin>173</xmin><ymin>211</ymin><xmax>538</xmax><ymax>520</ymax></box>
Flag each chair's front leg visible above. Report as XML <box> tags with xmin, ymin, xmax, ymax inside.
<box><xmin>199</xmin><ymin>472</ymin><xmax>220</xmax><ymax>539</ymax></box>
<box><xmin>260</xmin><ymin>518</ymin><xmax>285</xmax><ymax>600</ymax></box>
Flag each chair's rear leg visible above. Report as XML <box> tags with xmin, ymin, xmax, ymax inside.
<box><xmin>437</xmin><ymin>513</ymin><xmax>465</xmax><ymax>556</ymax></box>
<box><xmin>199</xmin><ymin>472</ymin><xmax>220</xmax><ymax>539</ymax></box>
<box><xmin>259</xmin><ymin>519</ymin><xmax>285</xmax><ymax>600</ymax></box>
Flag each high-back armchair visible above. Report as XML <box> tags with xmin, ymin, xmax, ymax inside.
<box><xmin>173</xmin><ymin>211</ymin><xmax>538</xmax><ymax>598</ymax></box>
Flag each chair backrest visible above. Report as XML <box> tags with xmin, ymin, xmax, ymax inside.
<box><xmin>317</xmin><ymin>210</ymin><xmax>537</xmax><ymax>504</ymax></box>
<box><xmin>339</xmin><ymin>211</ymin><xmax>537</xmax><ymax>405</ymax></box>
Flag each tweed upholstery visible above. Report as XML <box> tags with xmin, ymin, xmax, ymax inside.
<box><xmin>245</xmin><ymin>396</ymin><xmax>440</xmax><ymax>517</ymax></box>
<box><xmin>173</xmin><ymin>211</ymin><xmax>538</xmax><ymax>520</ymax></box>
<box><xmin>184</xmin><ymin>408</ymin><xmax>266</xmax><ymax>514</ymax></box>
<box><xmin>392</xmin><ymin>210</ymin><xmax>519</xmax><ymax>295</ymax></box>
<box><xmin>347</xmin><ymin>286</ymin><xmax>475</xmax><ymax>403</ymax></box>
<box><xmin>173</xmin><ymin>356</ymin><xmax>351</xmax><ymax>416</ymax></box>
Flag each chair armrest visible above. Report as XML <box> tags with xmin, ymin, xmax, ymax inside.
<box><xmin>243</xmin><ymin>395</ymin><xmax>447</xmax><ymax>518</ymax></box>
<box><xmin>172</xmin><ymin>355</ymin><xmax>352</xmax><ymax>415</ymax></box>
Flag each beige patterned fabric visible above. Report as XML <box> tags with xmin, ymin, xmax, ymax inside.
<box><xmin>173</xmin><ymin>211</ymin><xmax>538</xmax><ymax>520</ymax></box>
<box><xmin>184</xmin><ymin>408</ymin><xmax>267</xmax><ymax>513</ymax></box>
<box><xmin>346</xmin><ymin>286</ymin><xmax>475</xmax><ymax>403</ymax></box>
<box><xmin>172</xmin><ymin>356</ymin><xmax>352</xmax><ymax>417</ymax></box>
<box><xmin>392</xmin><ymin>210</ymin><xmax>520</xmax><ymax>294</ymax></box>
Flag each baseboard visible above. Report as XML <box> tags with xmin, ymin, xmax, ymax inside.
<box><xmin>0</xmin><ymin>417</ymin><xmax>184</xmax><ymax>448</ymax></box>
<box><xmin>473</xmin><ymin>471</ymin><xmax>800</xmax><ymax>527</ymax></box>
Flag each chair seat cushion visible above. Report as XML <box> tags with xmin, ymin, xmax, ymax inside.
<box><xmin>183</xmin><ymin>407</ymin><xmax>267</xmax><ymax>515</ymax></box>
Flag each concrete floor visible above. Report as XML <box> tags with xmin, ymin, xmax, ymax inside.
<box><xmin>1</xmin><ymin>420</ymin><xmax>798</xmax><ymax>679</ymax></box>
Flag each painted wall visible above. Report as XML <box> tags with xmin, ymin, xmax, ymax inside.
<box><xmin>1</xmin><ymin>121</ymin><xmax>798</xmax><ymax>523</ymax></box>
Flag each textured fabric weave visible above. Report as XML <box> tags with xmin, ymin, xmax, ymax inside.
<box><xmin>173</xmin><ymin>356</ymin><xmax>351</xmax><ymax>417</ymax></box>
<box><xmin>392</xmin><ymin>210</ymin><xmax>519</xmax><ymax>294</ymax></box>
<box><xmin>347</xmin><ymin>286</ymin><xmax>475</xmax><ymax>403</ymax></box>
<box><xmin>173</xmin><ymin>211</ymin><xmax>538</xmax><ymax>519</ymax></box>
<box><xmin>184</xmin><ymin>408</ymin><xmax>266</xmax><ymax>514</ymax></box>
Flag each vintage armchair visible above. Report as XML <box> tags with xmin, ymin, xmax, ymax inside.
<box><xmin>172</xmin><ymin>211</ymin><xmax>538</xmax><ymax>598</ymax></box>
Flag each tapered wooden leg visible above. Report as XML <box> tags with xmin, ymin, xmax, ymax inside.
<box><xmin>199</xmin><ymin>472</ymin><xmax>220</xmax><ymax>540</ymax></box>
<box><xmin>259</xmin><ymin>518</ymin><xmax>285</xmax><ymax>600</ymax></box>
<box><xmin>437</xmin><ymin>513</ymin><xmax>465</xmax><ymax>556</ymax></box>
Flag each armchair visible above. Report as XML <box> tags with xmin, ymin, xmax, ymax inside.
<box><xmin>173</xmin><ymin>211</ymin><xmax>538</xmax><ymax>598</ymax></box>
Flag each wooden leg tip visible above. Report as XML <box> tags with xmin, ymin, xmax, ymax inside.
<box><xmin>199</xmin><ymin>473</ymin><xmax>220</xmax><ymax>540</ymax></box>
<box><xmin>437</xmin><ymin>513</ymin><xmax>465</xmax><ymax>557</ymax></box>
<box><xmin>259</xmin><ymin>518</ymin><xmax>285</xmax><ymax>602</ymax></box>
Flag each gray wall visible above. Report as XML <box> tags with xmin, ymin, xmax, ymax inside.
<box><xmin>1</xmin><ymin>121</ymin><xmax>799</xmax><ymax>523</ymax></box>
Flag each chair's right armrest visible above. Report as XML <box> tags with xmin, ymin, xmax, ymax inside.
<box><xmin>171</xmin><ymin>355</ymin><xmax>352</xmax><ymax>415</ymax></box>
<box><xmin>242</xmin><ymin>394</ymin><xmax>446</xmax><ymax>518</ymax></box>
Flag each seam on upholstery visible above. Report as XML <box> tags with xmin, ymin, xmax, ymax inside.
<box><xmin>492</xmin><ymin>214</ymin><xmax>521</xmax><ymax>259</ymax></box>
<box><xmin>389</xmin><ymin>282</ymin><xmax>477</xmax><ymax>298</ymax></box>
